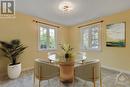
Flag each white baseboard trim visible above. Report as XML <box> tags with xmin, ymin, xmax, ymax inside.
<box><xmin>102</xmin><ymin>65</ymin><xmax>130</xmax><ymax>75</ymax></box>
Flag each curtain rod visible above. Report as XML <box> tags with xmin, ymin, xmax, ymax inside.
<box><xmin>33</xmin><ymin>20</ymin><xmax>60</xmax><ymax>28</ymax></box>
<box><xmin>78</xmin><ymin>20</ymin><xmax>104</xmax><ymax>28</ymax></box>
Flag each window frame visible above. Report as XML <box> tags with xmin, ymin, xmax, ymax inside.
<box><xmin>38</xmin><ymin>24</ymin><xmax>57</xmax><ymax>51</ymax></box>
<box><xmin>80</xmin><ymin>23</ymin><xmax>102</xmax><ymax>51</ymax></box>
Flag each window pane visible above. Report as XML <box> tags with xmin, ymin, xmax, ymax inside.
<box><xmin>91</xmin><ymin>40</ymin><xmax>99</xmax><ymax>48</ymax></box>
<box><xmin>82</xmin><ymin>30</ymin><xmax>89</xmax><ymax>49</ymax></box>
<box><xmin>49</xmin><ymin>29</ymin><xmax>56</xmax><ymax>49</ymax></box>
<box><xmin>40</xmin><ymin>27</ymin><xmax>47</xmax><ymax>49</ymax></box>
<box><xmin>91</xmin><ymin>26</ymin><xmax>99</xmax><ymax>48</ymax></box>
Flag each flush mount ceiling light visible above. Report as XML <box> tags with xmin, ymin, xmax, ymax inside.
<box><xmin>59</xmin><ymin>1</ymin><xmax>74</xmax><ymax>13</ymax></box>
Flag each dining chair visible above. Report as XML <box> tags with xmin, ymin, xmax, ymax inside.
<box><xmin>34</xmin><ymin>58</ymin><xmax>60</xmax><ymax>87</ymax></box>
<box><xmin>75</xmin><ymin>59</ymin><xmax>102</xmax><ymax>87</ymax></box>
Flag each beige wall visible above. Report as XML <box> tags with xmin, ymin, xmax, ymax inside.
<box><xmin>69</xmin><ymin>9</ymin><xmax>130</xmax><ymax>72</ymax></box>
<box><xmin>0</xmin><ymin>9</ymin><xmax>130</xmax><ymax>75</ymax></box>
<box><xmin>0</xmin><ymin>12</ymin><xmax>69</xmax><ymax>74</ymax></box>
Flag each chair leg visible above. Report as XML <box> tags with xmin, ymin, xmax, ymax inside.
<box><xmin>59</xmin><ymin>81</ymin><xmax>62</xmax><ymax>87</ymax></box>
<box><xmin>48</xmin><ymin>80</ymin><xmax>51</xmax><ymax>87</ymax></box>
<box><xmin>93</xmin><ymin>66</ymin><xmax>96</xmax><ymax>87</ymax></box>
<box><xmin>39</xmin><ymin>80</ymin><xmax>41</xmax><ymax>87</ymax></box>
<box><xmin>100</xmin><ymin>76</ymin><xmax>102</xmax><ymax>87</ymax></box>
<box><xmin>93</xmin><ymin>80</ymin><xmax>96</xmax><ymax>87</ymax></box>
<box><xmin>72</xmin><ymin>78</ymin><xmax>75</xmax><ymax>87</ymax></box>
<box><xmin>72</xmin><ymin>76</ymin><xmax>75</xmax><ymax>87</ymax></box>
<box><xmin>33</xmin><ymin>71</ymin><xmax>36</xmax><ymax>87</ymax></box>
<box><xmin>84</xmin><ymin>82</ymin><xmax>87</xmax><ymax>87</ymax></box>
<box><xmin>100</xmin><ymin>78</ymin><xmax>102</xmax><ymax>87</ymax></box>
<box><xmin>58</xmin><ymin>79</ymin><xmax>61</xmax><ymax>87</ymax></box>
<box><xmin>33</xmin><ymin>74</ymin><xmax>35</xmax><ymax>87</ymax></box>
<box><xmin>58</xmin><ymin>77</ymin><xmax>62</xmax><ymax>87</ymax></box>
<box><xmin>100</xmin><ymin>69</ymin><xmax>102</xmax><ymax>87</ymax></box>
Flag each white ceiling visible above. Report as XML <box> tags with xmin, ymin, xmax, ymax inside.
<box><xmin>16</xmin><ymin>0</ymin><xmax>130</xmax><ymax>26</ymax></box>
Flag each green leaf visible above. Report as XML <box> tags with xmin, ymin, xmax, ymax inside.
<box><xmin>0</xmin><ymin>40</ymin><xmax>27</xmax><ymax>65</ymax></box>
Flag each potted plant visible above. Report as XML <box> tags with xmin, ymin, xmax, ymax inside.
<box><xmin>0</xmin><ymin>39</ymin><xmax>27</xmax><ymax>79</ymax></box>
<box><xmin>59</xmin><ymin>44</ymin><xmax>74</xmax><ymax>82</ymax></box>
<box><xmin>60</xmin><ymin>43</ymin><xmax>74</xmax><ymax>62</ymax></box>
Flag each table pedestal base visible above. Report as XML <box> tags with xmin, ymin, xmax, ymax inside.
<box><xmin>59</xmin><ymin>62</ymin><xmax>74</xmax><ymax>83</ymax></box>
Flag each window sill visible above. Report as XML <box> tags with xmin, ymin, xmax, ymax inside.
<box><xmin>80</xmin><ymin>48</ymin><xmax>101</xmax><ymax>52</ymax></box>
<box><xmin>38</xmin><ymin>48</ymin><xmax>57</xmax><ymax>51</ymax></box>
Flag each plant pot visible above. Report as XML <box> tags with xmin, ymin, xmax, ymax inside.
<box><xmin>59</xmin><ymin>62</ymin><xmax>74</xmax><ymax>83</ymax></box>
<box><xmin>8</xmin><ymin>63</ymin><xmax>21</xmax><ymax>79</ymax></box>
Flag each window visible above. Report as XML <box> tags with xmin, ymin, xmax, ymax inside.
<box><xmin>38</xmin><ymin>24</ymin><xmax>57</xmax><ymax>50</ymax></box>
<box><xmin>81</xmin><ymin>23</ymin><xmax>101</xmax><ymax>51</ymax></box>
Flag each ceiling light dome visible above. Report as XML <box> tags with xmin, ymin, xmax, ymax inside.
<box><xmin>59</xmin><ymin>1</ymin><xmax>74</xmax><ymax>13</ymax></box>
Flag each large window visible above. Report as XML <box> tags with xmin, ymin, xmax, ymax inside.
<box><xmin>81</xmin><ymin>23</ymin><xmax>101</xmax><ymax>51</ymax></box>
<box><xmin>39</xmin><ymin>24</ymin><xmax>57</xmax><ymax>50</ymax></box>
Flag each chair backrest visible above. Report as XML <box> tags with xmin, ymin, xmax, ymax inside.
<box><xmin>34</xmin><ymin>59</ymin><xmax>59</xmax><ymax>80</ymax></box>
<box><xmin>75</xmin><ymin>59</ymin><xmax>100</xmax><ymax>81</ymax></box>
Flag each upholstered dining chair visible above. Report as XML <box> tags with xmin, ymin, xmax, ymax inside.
<box><xmin>75</xmin><ymin>59</ymin><xmax>102</xmax><ymax>87</ymax></box>
<box><xmin>34</xmin><ymin>58</ymin><xmax>60</xmax><ymax>87</ymax></box>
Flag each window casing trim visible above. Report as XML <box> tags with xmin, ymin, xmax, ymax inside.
<box><xmin>80</xmin><ymin>23</ymin><xmax>102</xmax><ymax>51</ymax></box>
